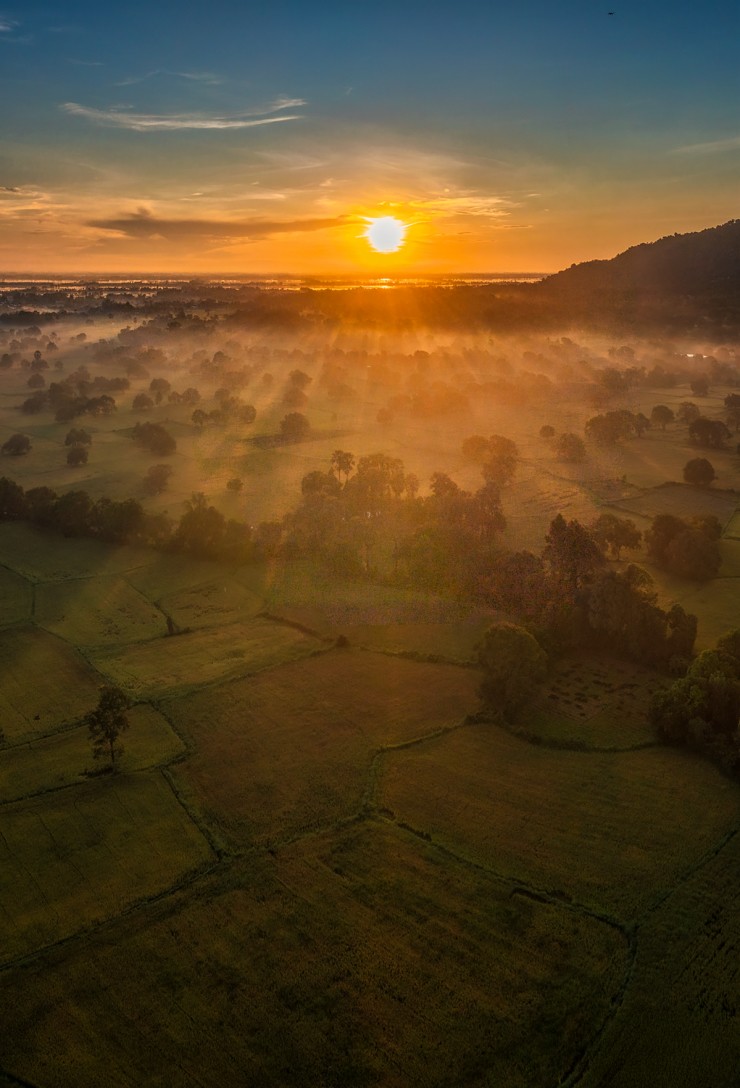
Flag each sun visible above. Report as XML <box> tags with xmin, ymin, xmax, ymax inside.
<box><xmin>364</xmin><ymin>216</ymin><xmax>407</xmax><ymax>253</ymax></box>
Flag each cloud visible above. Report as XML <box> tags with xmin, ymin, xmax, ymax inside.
<box><xmin>86</xmin><ymin>209</ymin><xmax>343</xmax><ymax>240</ymax></box>
<box><xmin>672</xmin><ymin>134</ymin><xmax>740</xmax><ymax>155</ymax></box>
<box><xmin>116</xmin><ymin>68</ymin><xmax>224</xmax><ymax>87</ymax></box>
<box><xmin>61</xmin><ymin>100</ymin><xmax>306</xmax><ymax>131</ymax></box>
<box><xmin>0</xmin><ymin>18</ymin><xmax>17</xmax><ymax>32</ymax></box>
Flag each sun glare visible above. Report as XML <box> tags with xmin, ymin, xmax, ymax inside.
<box><xmin>365</xmin><ymin>216</ymin><xmax>407</xmax><ymax>253</ymax></box>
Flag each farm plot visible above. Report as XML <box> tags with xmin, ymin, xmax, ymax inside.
<box><xmin>92</xmin><ymin>618</ymin><xmax>322</xmax><ymax>698</ymax></box>
<box><xmin>343</xmin><ymin>616</ymin><xmax>496</xmax><ymax>662</ymax></box>
<box><xmin>0</xmin><ymin>626</ymin><xmax>102</xmax><ymax>742</ymax></box>
<box><xmin>378</xmin><ymin>725</ymin><xmax>740</xmax><ymax>918</ymax></box>
<box><xmin>0</xmin><ymin>771</ymin><xmax>213</xmax><ymax>964</ymax></box>
<box><xmin>0</xmin><ymin>565</ymin><xmax>32</xmax><ymax>626</ymax></box>
<box><xmin>582</xmin><ymin>830</ymin><xmax>740</xmax><ymax>1088</ymax></box>
<box><xmin>609</xmin><ymin>482</ymin><xmax>738</xmax><ymax>527</ymax></box>
<box><xmin>0</xmin><ymin>521</ymin><xmax>151</xmax><ymax>582</ymax></box>
<box><xmin>158</xmin><ymin>577</ymin><xmax>263</xmax><ymax>631</ymax></box>
<box><xmin>0</xmin><ymin>823</ymin><xmax>627</xmax><ymax>1088</ymax></box>
<box><xmin>0</xmin><ymin>704</ymin><xmax>185</xmax><ymax>802</ymax></box>
<box><xmin>527</xmin><ymin>655</ymin><xmax>667</xmax><ymax>749</ymax></box>
<box><xmin>168</xmin><ymin>650</ymin><xmax>479</xmax><ymax>843</ymax></box>
<box><xmin>35</xmin><ymin>575</ymin><xmax>166</xmax><ymax>647</ymax></box>
<box><xmin>234</xmin><ymin>558</ymin><xmax>478</xmax><ymax>636</ymax></box>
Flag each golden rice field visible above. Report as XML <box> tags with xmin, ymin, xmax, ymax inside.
<box><xmin>0</xmin><ymin>703</ymin><xmax>184</xmax><ymax>802</ymax></box>
<box><xmin>0</xmin><ymin>771</ymin><xmax>214</xmax><ymax>964</ymax></box>
<box><xmin>167</xmin><ymin>649</ymin><xmax>480</xmax><ymax>844</ymax></box>
<box><xmin>0</xmin><ymin>626</ymin><xmax>102</xmax><ymax>742</ymax></box>
<box><xmin>0</xmin><ymin>824</ymin><xmax>627</xmax><ymax>1088</ymax></box>
<box><xmin>92</xmin><ymin>617</ymin><xmax>323</xmax><ymax>698</ymax></box>
<box><xmin>377</xmin><ymin>724</ymin><xmax>740</xmax><ymax>917</ymax></box>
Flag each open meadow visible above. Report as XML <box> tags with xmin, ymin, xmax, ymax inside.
<box><xmin>1</xmin><ymin>312</ymin><xmax>740</xmax><ymax>1085</ymax></box>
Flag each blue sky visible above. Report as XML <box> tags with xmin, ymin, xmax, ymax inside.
<box><xmin>1</xmin><ymin>1</ymin><xmax>738</xmax><ymax>272</ymax></box>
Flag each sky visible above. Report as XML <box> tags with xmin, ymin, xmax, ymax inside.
<box><xmin>0</xmin><ymin>0</ymin><xmax>739</xmax><ymax>274</ymax></box>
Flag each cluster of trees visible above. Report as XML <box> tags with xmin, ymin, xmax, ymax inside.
<box><xmin>21</xmin><ymin>367</ymin><xmax>125</xmax><ymax>422</ymax></box>
<box><xmin>283</xmin><ymin>450</ymin><xmax>506</xmax><ymax>588</ymax></box>
<box><xmin>478</xmin><ymin>513</ymin><xmax>696</xmax><ymax>669</ymax></box>
<box><xmin>461</xmin><ymin>434</ymin><xmax>518</xmax><ymax>486</ymax></box>
<box><xmin>132</xmin><ymin>422</ymin><xmax>177</xmax><ymax>456</ymax></box>
<box><xmin>651</xmin><ymin>631</ymin><xmax>740</xmax><ymax>774</ymax></box>
<box><xmin>645</xmin><ymin>512</ymin><xmax>722</xmax><ymax>581</ymax></box>
<box><xmin>0</xmin><ymin>475</ymin><xmax>287</xmax><ymax>563</ymax></box>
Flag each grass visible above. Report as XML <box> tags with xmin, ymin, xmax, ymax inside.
<box><xmin>167</xmin><ymin>649</ymin><xmax>479</xmax><ymax>844</ymax></box>
<box><xmin>581</xmin><ymin>829</ymin><xmax>740</xmax><ymax>1088</ymax></box>
<box><xmin>157</xmin><ymin>575</ymin><xmax>263</xmax><ymax>631</ymax></box>
<box><xmin>526</xmin><ymin>654</ymin><xmax>667</xmax><ymax>749</ymax></box>
<box><xmin>0</xmin><ymin>703</ymin><xmax>185</xmax><ymax>802</ymax></box>
<box><xmin>35</xmin><ymin>574</ymin><xmax>166</xmax><ymax>647</ymax></box>
<box><xmin>0</xmin><ymin>521</ymin><xmax>151</xmax><ymax>582</ymax></box>
<box><xmin>378</xmin><ymin>723</ymin><xmax>740</xmax><ymax>917</ymax></box>
<box><xmin>0</xmin><ymin>822</ymin><xmax>627</xmax><ymax>1088</ymax></box>
<box><xmin>0</xmin><ymin>626</ymin><xmax>102</xmax><ymax>742</ymax></box>
<box><xmin>609</xmin><ymin>481</ymin><xmax>738</xmax><ymax>526</ymax></box>
<box><xmin>0</xmin><ymin>770</ymin><xmax>214</xmax><ymax>963</ymax></box>
<box><xmin>0</xmin><ymin>564</ymin><xmax>32</xmax><ymax>627</ymax></box>
<box><xmin>91</xmin><ymin>617</ymin><xmax>322</xmax><ymax>698</ymax></box>
<box><xmin>341</xmin><ymin>616</ymin><xmax>496</xmax><ymax>662</ymax></box>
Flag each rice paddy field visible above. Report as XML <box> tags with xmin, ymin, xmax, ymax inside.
<box><xmin>2</xmin><ymin>332</ymin><xmax>740</xmax><ymax>1085</ymax></box>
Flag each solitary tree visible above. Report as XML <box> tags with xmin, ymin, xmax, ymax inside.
<box><xmin>66</xmin><ymin>445</ymin><xmax>89</xmax><ymax>467</ymax></box>
<box><xmin>280</xmin><ymin>412</ymin><xmax>310</xmax><ymax>442</ymax></box>
<box><xmin>650</xmin><ymin>405</ymin><xmax>675</xmax><ymax>431</ymax></box>
<box><xmin>555</xmin><ymin>432</ymin><xmax>586</xmax><ymax>462</ymax></box>
<box><xmin>86</xmin><ymin>685</ymin><xmax>130</xmax><ymax>772</ymax></box>
<box><xmin>2</xmin><ymin>434</ymin><xmax>31</xmax><ymax>456</ymax></box>
<box><xmin>683</xmin><ymin>458</ymin><xmax>716</xmax><ymax>487</ymax></box>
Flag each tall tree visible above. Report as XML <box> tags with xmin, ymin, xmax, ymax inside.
<box><xmin>86</xmin><ymin>686</ymin><xmax>130</xmax><ymax>772</ymax></box>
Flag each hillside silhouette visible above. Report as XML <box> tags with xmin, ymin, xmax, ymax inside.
<box><xmin>536</xmin><ymin>219</ymin><xmax>740</xmax><ymax>331</ymax></box>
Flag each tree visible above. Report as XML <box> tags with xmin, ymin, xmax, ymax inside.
<box><xmin>539</xmin><ymin>425</ymin><xmax>555</xmax><ymax>439</ymax></box>
<box><xmin>226</xmin><ymin>477</ymin><xmax>243</xmax><ymax>492</ymax></box>
<box><xmin>149</xmin><ymin>377</ymin><xmax>171</xmax><ymax>404</ymax></box>
<box><xmin>585</xmin><ymin>410</ymin><xmax>634</xmax><ymax>446</ymax></box>
<box><xmin>689</xmin><ymin>417</ymin><xmax>731</xmax><ymax>448</ymax></box>
<box><xmin>461</xmin><ymin>435</ymin><xmax>491</xmax><ymax>462</ymax></box>
<box><xmin>330</xmin><ymin>449</ymin><xmax>355</xmax><ymax>484</ymax></box>
<box><xmin>133</xmin><ymin>392</ymin><xmax>154</xmax><ymax>411</ymax></box>
<box><xmin>143</xmin><ymin>464</ymin><xmax>173</xmax><ymax>494</ymax></box>
<box><xmin>683</xmin><ymin>458</ymin><xmax>716</xmax><ymax>487</ymax></box>
<box><xmin>555</xmin><ymin>432</ymin><xmax>586</xmax><ymax>462</ymax></box>
<box><xmin>65</xmin><ymin>427</ymin><xmax>92</xmax><ymax>447</ymax></box>
<box><xmin>280</xmin><ymin>412</ymin><xmax>310</xmax><ymax>442</ymax></box>
<box><xmin>650</xmin><ymin>405</ymin><xmax>675</xmax><ymax>431</ymax></box>
<box><xmin>86</xmin><ymin>685</ymin><xmax>130</xmax><ymax>772</ymax></box>
<box><xmin>690</xmin><ymin>376</ymin><xmax>710</xmax><ymax>397</ymax></box>
<box><xmin>543</xmin><ymin>514</ymin><xmax>605</xmax><ymax>596</ymax></box>
<box><xmin>66</xmin><ymin>445</ymin><xmax>89</xmax><ymax>467</ymax></box>
<box><xmin>132</xmin><ymin>422</ymin><xmax>176</xmax><ymax>456</ymax></box>
<box><xmin>477</xmin><ymin>623</ymin><xmax>547</xmax><ymax>718</ymax></box>
<box><xmin>665</xmin><ymin>528</ymin><xmax>721</xmax><ymax>581</ymax></box>
<box><xmin>677</xmin><ymin>401</ymin><xmax>701</xmax><ymax>424</ymax></box>
<box><xmin>2</xmin><ymin>434</ymin><xmax>31</xmax><ymax>456</ymax></box>
<box><xmin>590</xmin><ymin>513</ymin><xmax>642</xmax><ymax>560</ymax></box>
<box><xmin>481</xmin><ymin>435</ymin><xmax>518</xmax><ymax>488</ymax></box>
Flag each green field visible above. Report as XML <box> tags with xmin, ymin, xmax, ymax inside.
<box><xmin>526</xmin><ymin>654</ymin><xmax>667</xmax><ymax>749</ymax></box>
<box><xmin>0</xmin><ymin>823</ymin><xmax>627</xmax><ymax>1088</ymax></box>
<box><xmin>35</xmin><ymin>575</ymin><xmax>167</xmax><ymax>647</ymax></box>
<box><xmin>0</xmin><ymin>626</ymin><xmax>102</xmax><ymax>742</ymax></box>
<box><xmin>92</xmin><ymin>617</ymin><xmax>323</xmax><ymax>697</ymax></box>
<box><xmin>167</xmin><ymin>649</ymin><xmax>480</xmax><ymax>844</ymax></box>
<box><xmin>0</xmin><ymin>565</ymin><xmax>32</xmax><ymax>627</ymax></box>
<box><xmin>0</xmin><ymin>771</ymin><xmax>214</xmax><ymax>963</ymax></box>
<box><xmin>0</xmin><ymin>704</ymin><xmax>185</xmax><ymax>801</ymax></box>
<box><xmin>377</xmin><ymin>724</ymin><xmax>740</xmax><ymax>916</ymax></box>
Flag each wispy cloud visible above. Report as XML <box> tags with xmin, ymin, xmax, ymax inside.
<box><xmin>61</xmin><ymin>101</ymin><xmax>305</xmax><ymax>131</ymax></box>
<box><xmin>0</xmin><ymin>17</ymin><xmax>17</xmax><ymax>32</ymax></box>
<box><xmin>86</xmin><ymin>208</ymin><xmax>342</xmax><ymax>240</ymax></box>
<box><xmin>672</xmin><ymin>134</ymin><xmax>740</xmax><ymax>155</ymax></box>
<box><xmin>116</xmin><ymin>68</ymin><xmax>224</xmax><ymax>87</ymax></box>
